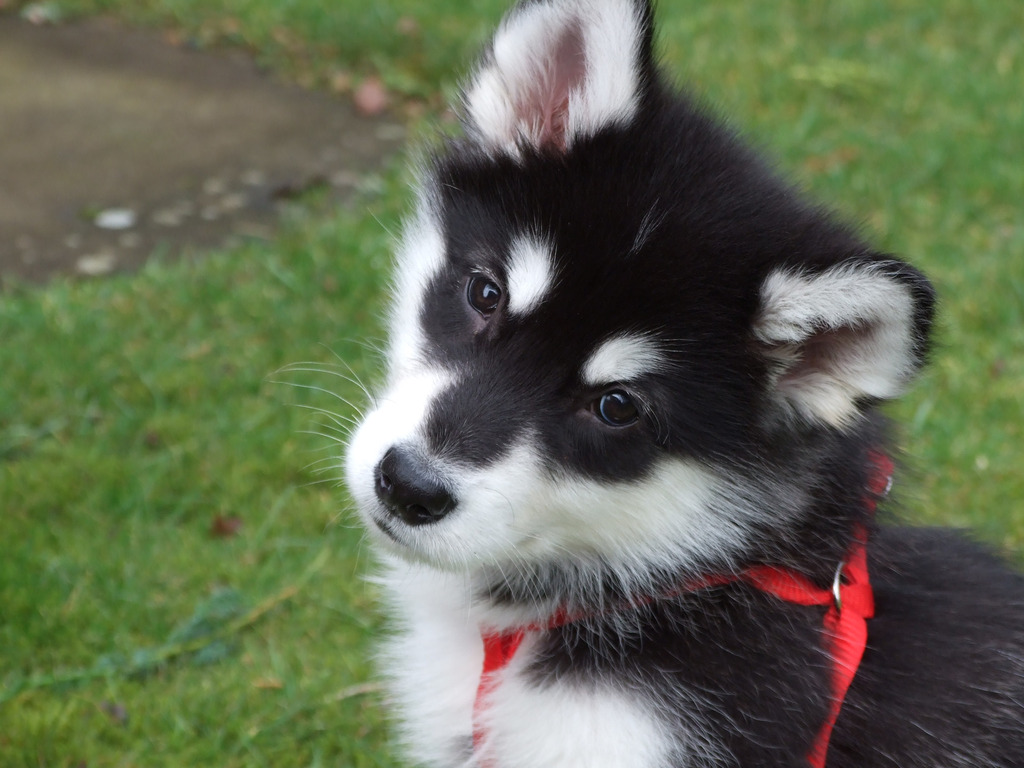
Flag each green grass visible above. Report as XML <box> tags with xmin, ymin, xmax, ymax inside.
<box><xmin>2</xmin><ymin>0</ymin><xmax>1023</xmax><ymax>765</ymax></box>
<box><xmin>0</xmin><ymin>189</ymin><xmax>405</xmax><ymax>765</ymax></box>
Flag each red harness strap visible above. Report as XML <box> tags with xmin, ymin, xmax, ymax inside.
<box><xmin>473</xmin><ymin>454</ymin><xmax>892</xmax><ymax>768</ymax></box>
<box><xmin>473</xmin><ymin>630</ymin><xmax>525</xmax><ymax>757</ymax></box>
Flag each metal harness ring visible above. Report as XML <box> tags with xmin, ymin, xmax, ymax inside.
<box><xmin>832</xmin><ymin>561</ymin><xmax>845</xmax><ymax>612</ymax></box>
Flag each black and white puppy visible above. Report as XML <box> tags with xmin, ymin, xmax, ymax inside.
<box><xmin>344</xmin><ymin>1</ymin><xmax>1024</xmax><ymax>765</ymax></box>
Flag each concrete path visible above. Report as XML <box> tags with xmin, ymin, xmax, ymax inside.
<box><xmin>0</xmin><ymin>14</ymin><xmax>404</xmax><ymax>283</ymax></box>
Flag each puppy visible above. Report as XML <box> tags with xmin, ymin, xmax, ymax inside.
<box><xmin>344</xmin><ymin>1</ymin><xmax>1024</xmax><ymax>765</ymax></box>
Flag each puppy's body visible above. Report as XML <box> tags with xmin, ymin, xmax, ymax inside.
<box><xmin>380</xmin><ymin>529</ymin><xmax>1024</xmax><ymax>767</ymax></box>
<box><xmin>344</xmin><ymin>1</ymin><xmax>1024</xmax><ymax>765</ymax></box>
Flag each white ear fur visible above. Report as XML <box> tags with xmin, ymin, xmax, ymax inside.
<box><xmin>463</xmin><ymin>0</ymin><xmax>646</xmax><ymax>155</ymax></box>
<box><xmin>753</xmin><ymin>262</ymin><xmax>926</xmax><ymax>428</ymax></box>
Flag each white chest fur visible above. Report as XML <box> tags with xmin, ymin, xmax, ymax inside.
<box><xmin>377</xmin><ymin>563</ymin><xmax>677</xmax><ymax>768</ymax></box>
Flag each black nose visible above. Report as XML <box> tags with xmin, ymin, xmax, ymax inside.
<box><xmin>375</xmin><ymin>447</ymin><xmax>455</xmax><ymax>526</ymax></box>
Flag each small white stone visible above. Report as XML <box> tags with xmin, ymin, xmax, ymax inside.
<box><xmin>21</xmin><ymin>2</ymin><xmax>63</xmax><ymax>24</ymax></box>
<box><xmin>94</xmin><ymin>208</ymin><xmax>136</xmax><ymax>230</ymax></box>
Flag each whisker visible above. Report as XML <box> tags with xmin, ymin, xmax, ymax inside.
<box><xmin>299</xmin><ymin>429</ymin><xmax>351</xmax><ymax>447</ymax></box>
<box><xmin>296</xmin><ymin>476</ymin><xmax>343</xmax><ymax>489</ymax></box>
<box><xmin>290</xmin><ymin>403</ymin><xmax>358</xmax><ymax>429</ymax></box>
<box><xmin>270</xmin><ymin>379</ymin><xmax>367</xmax><ymax>415</ymax></box>
<box><xmin>277</xmin><ymin>361</ymin><xmax>375</xmax><ymax>402</ymax></box>
<box><xmin>301</xmin><ymin>454</ymin><xmax>343</xmax><ymax>470</ymax></box>
<box><xmin>324</xmin><ymin>339</ymin><xmax>387</xmax><ymax>370</ymax></box>
<box><xmin>369</xmin><ymin>211</ymin><xmax>399</xmax><ymax>243</ymax></box>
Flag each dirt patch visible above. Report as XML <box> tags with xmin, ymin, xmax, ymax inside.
<box><xmin>0</xmin><ymin>14</ymin><xmax>404</xmax><ymax>283</ymax></box>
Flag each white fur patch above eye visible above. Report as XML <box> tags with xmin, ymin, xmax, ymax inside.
<box><xmin>754</xmin><ymin>262</ymin><xmax>920</xmax><ymax>427</ymax></box>
<box><xmin>582</xmin><ymin>333</ymin><xmax>665</xmax><ymax>386</ymax></box>
<box><xmin>507</xmin><ymin>235</ymin><xmax>556</xmax><ymax>315</ymax></box>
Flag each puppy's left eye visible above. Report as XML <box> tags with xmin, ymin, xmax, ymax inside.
<box><xmin>594</xmin><ymin>390</ymin><xmax>639</xmax><ymax>427</ymax></box>
<box><xmin>467</xmin><ymin>275</ymin><xmax>502</xmax><ymax>316</ymax></box>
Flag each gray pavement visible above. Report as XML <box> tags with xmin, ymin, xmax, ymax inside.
<box><xmin>0</xmin><ymin>14</ymin><xmax>403</xmax><ymax>283</ymax></box>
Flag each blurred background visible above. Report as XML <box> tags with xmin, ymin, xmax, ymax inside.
<box><xmin>1</xmin><ymin>1</ymin><xmax>1021</xmax><ymax>765</ymax></box>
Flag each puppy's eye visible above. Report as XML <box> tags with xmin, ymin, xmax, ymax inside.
<box><xmin>594</xmin><ymin>390</ymin><xmax>639</xmax><ymax>427</ymax></box>
<box><xmin>467</xmin><ymin>275</ymin><xmax>502</xmax><ymax>316</ymax></box>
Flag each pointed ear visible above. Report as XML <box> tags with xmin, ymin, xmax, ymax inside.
<box><xmin>752</xmin><ymin>259</ymin><xmax>936</xmax><ymax>428</ymax></box>
<box><xmin>462</xmin><ymin>0</ymin><xmax>654</xmax><ymax>155</ymax></box>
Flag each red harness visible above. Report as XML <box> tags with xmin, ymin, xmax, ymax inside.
<box><xmin>472</xmin><ymin>454</ymin><xmax>893</xmax><ymax>767</ymax></box>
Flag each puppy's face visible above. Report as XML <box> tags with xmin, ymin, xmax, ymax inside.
<box><xmin>345</xmin><ymin>190</ymin><xmax>755</xmax><ymax>575</ymax></box>
<box><xmin>344</xmin><ymin>0</ymin><xmax>933</xmax><ymax>580</ymax></box>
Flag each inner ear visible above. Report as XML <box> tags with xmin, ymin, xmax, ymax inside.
<box><xmin>753</xmin><ymin>261</ymin><xmax>934</xmax><ymax>429</ymax></box>
<box><xmin>523</xmin><ymin>20</ymin><xmax>587</xmax><ymax>152</ymax></box>
<box><xmin>775</xmin><ymin>323</ymin><xmax>871</xmax><ymax>386</ymax></box>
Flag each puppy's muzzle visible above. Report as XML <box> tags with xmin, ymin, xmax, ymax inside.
<box><xmin>375</xmin><ymin>447</ymin><xmax>455</xmax><ymax>526</ymax></box>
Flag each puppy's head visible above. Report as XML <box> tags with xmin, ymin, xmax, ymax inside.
<box><xmin>345</xmin><ymin>0</ymin><xmax>934</xmax><ymax>583</ymax></box>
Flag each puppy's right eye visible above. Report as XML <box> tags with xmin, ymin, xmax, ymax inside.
<box><xmin>594</xmin><ymin>390</ymin><xmax>640</xmax><ymax>427</ymax></box>
<box><xmin>467</xmin><ymin>275</ymin><xmax>502</xmax><ymax>316</ymax></box>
